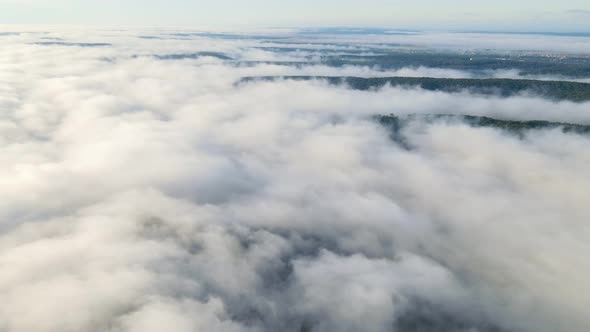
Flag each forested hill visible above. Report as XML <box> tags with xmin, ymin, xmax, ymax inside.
<box><xmin>241</xmin><ymin>76</ymin><xmax>590</xmax><ymax>102</ymax></box>
<box><xmin>377</xmin><ymin>114</ymin><xmax>590</xmax><ymax>148</ymax></box>
<box><xmin>378</xmin><ymin>114</ymin><xmax>590</xmax><ymax>133</ymax></box>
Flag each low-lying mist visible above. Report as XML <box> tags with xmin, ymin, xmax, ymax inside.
<box><xmin>0</xmin><ymin>29</ymin><xmax>589</xmax><ymax>332</ymax></box>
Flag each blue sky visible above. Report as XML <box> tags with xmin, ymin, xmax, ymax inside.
<box><xmin>1</xmin><ymin>0</ymin><xmax>589</xmax><ymax>31</ymax></box>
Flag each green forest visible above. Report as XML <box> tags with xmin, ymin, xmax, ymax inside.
<box><xmin>243</xmin><ymin>76</ymin><xmax>590</xmax><ymax>102</ymax></box>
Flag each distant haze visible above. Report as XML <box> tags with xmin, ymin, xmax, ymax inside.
<box><xmin>0</xmin><ymin>0</ymin><xmax>589</xmax><ymax>32</ymax></box>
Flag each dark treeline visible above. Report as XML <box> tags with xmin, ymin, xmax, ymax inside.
<box><xmin>320</xmin><ymin>52</ymin><xmax>590</xmax><ymax>77</ymax></box>
<box><xmin>240</xmin><ymin>48</ymin><xmax>590</xmax><ymax>78</ymax></box>
<box><xmin>377</xmin><ymin>114</ymin><xmax>590</xmax><ymax>148</ymax></box>
<box><xmin>241</xmin><ymin>76</ymin><xmax>590</xmax><ymax>102</ymax></box>
<box><xmin>378</xmin><ymin>114</ymin><xmax>590</xmax><ymax>133</ymax></box>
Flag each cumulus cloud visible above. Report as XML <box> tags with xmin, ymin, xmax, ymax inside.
<box><xmin>0</xmin><ymin>29</ymin><xmax>589</xmax><ymax>332</ymax></box>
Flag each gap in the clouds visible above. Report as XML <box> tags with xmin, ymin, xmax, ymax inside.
<box><xmin>138</xmin><ymin>35</ymin><xmax>165</xmax><ymax>40</ymax></box>
<box><xmin>39</xmin><ymin>36</ymin><xmax>65</xmax><ymax>41</ymax></box>
<box><xmin>462</xmin><ymin>31</ymin><xmax>590</xmax><ymax>38</ymax></box>
<box><xmin>394</xmin><ymin>298</ymin><xmax>507</xmax><ymax>332</ymax></box>
<box><xmin>296</xmin><ymin>28</ymin><xmax>422</xmax><ymax>36</ymax></box>
<box><xmin>166</xmin><ymin>32</ymin><xmax>291</xmax><ymax>41</ymax></box>
<box><xmin>140</xmin><ymin>52</ymin><xmax>235</xmax><ymax>61</ymax></box>
<box><xmin>31</xmin><ymin>41</ymin><xmax>112</xmax><ymax>47</ymax></box>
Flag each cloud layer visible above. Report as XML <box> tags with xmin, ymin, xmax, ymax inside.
<box><xmin>0</xmin><ymin>29</ymin><xmax>589</xmax><ymax>332</ymax></box>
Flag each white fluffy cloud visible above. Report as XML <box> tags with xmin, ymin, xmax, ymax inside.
<box><xmin>0</xmin><ymin>29</ymin><xmax>589</xmax><ymax>332</ymax></box>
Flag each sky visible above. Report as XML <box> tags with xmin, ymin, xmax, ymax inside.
<box><xmin>1</xmin><ymin>0</ymin><xmax>590</xmax><ymax>31</ymax></box>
